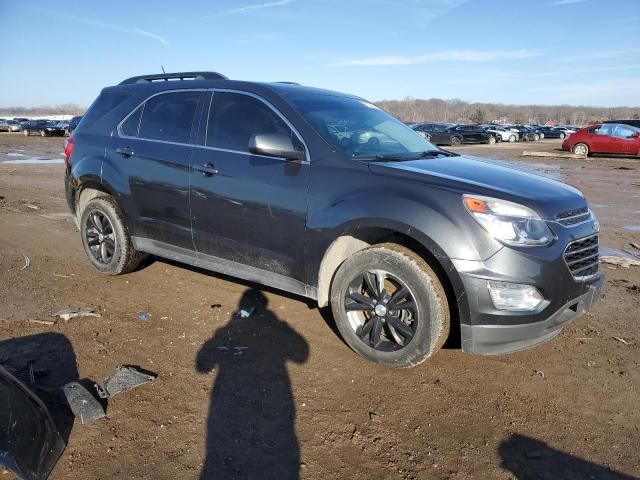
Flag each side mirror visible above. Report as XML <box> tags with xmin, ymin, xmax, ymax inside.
<box><xmin>248</xmin><ymin>133</ymin><xmax>305</xmax><ymax>162</ymax></box>
<box><xmin>632</xmin><ymin>131</ymin><xmax>640</xmax><ymax>138</ymax></box>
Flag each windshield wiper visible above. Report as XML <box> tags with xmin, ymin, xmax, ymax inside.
<box><xmin>420</xmin><ymin>149</ymin><xmax>459</xmax><ymax>158</ymax></box>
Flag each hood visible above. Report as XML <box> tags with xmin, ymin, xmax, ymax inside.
<box><xmin>367</xmin><ymin>154</ymin><xmax>585</xmax><ymax>219</ymax></box>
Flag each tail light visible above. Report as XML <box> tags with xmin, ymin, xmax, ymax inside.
<box><xmin>63</xmin><ymin>137</ymin><xmax>75</xmax><ymax>166</ymax></box>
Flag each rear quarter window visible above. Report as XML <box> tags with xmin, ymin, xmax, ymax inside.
<box><xmin>76</xmin><ymin>93</ymin><xmax>130</xmax><ymax>130</ymax></box>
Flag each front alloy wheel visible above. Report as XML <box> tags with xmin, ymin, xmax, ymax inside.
<box><xmin>345</xmin><ymin>270</ymin><xmax>417</xmax><ymax>351</ymax></box>
<box><xmin>330</xmin><ymin>243</ymin><xmax>450</xmax><ymax>368</ymax></box>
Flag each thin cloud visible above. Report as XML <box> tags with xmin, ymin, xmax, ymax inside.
<box><xmin>551</xmin><ymin>0</ymin><xmax>587</xmax><ymax>5</ymax></box>
<box><xmin>327</xmin><ymin>49</ymin><xmax>541</xmax><ymax>67</ymax></box>
<box><xmin>220</xmin><ymin>0</ymin><xmax>295</xmax><ymax>15</ymax></box>
<box><xmin>48</xmin><ymin>13</ymin><xmax>169</xmax><ymax>45</ymax></box>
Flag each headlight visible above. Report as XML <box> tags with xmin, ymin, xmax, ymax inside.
<box><xmin>463</xmin><ymin>195</ymin><xmax>553</xmax><ymax>246</ymax></box>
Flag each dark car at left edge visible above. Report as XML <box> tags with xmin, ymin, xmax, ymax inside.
<box><xmin>22</xmin><ymin>120</ymin><xmax>66</xmax><ymax>137</ymax></box>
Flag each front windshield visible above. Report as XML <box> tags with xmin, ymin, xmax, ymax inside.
<box><xmin>288</xmin><ymin>94</ymin><xmax>438</xmax><ymax>158</ymax></box>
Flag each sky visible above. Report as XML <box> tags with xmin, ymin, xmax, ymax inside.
<box><xmin>1</xmin><ymin>0</ymin><xmax>639</xmax><ymax>108</ymax></box>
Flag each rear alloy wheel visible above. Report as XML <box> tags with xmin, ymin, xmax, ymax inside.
<box><xmin>572</xmin><ymin>143</ymin><xmax>589</xmax><ymax>156</ymax></box>
<box><xmin>80</xmin><ymin>196</ymin><xmax>144</xmax><ymax>275</ymax></box>
<box><xmin>450</xmin><ymin>136</ymin><xmax>462</xmax><ymax>146</ymax></box>
<box><xmin>559</xmin><ymin>133</ymin><xmax>566</xmax><ymax>140</ymax></box>
<box><xmin>508</xmin><ymin>135</ymin><xmax>516</xmax><ymax>142</ymax></box>
<box><xmin>40</xmin><ymin>130</ymin><xmax>46</xmax><ymax>137</ymax></box>
<box><xmin>488</xmin><ymin>135</ymin><xmax>496</xmax><ymax>145</ymax></box>
<box><xmin>330</xmin><ymin>243</ymin><xmax>449</xmax><ymax>368</ymax></box>
<box><xmin>533</xmin><ymin>134</ymin><xmax>540</xmax><ymax>141</ymax></box>
<box><xmin>23</xmin><ymin>129</ymin><xmax>29</xmax><ymax>137</ymax></box>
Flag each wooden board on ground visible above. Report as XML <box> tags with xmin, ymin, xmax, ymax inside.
<box><xmin>522</xmin><ymin>150</ymin><xmax>586</xmax><ymax>159</ymax></box>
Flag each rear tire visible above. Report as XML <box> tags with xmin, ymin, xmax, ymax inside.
<box><xmin>559</xmin><ymin>133</ymin><xmax>565</xmax><ymax>140</ymax></box>
<box><xmin>488</xmin><ymin>136</ymin><xmax>496</xmax><ymax>145</ymax></box>
<box><xmin>450</xmin><ymin>136</ymin><xmax>461</xmax><ymax>146</ymax></box>
<box><xmin>329</xmin><ymin>243</ymin><xmax>450</xmax><ymax>368</ymax></box>
<box><xmin>572</xmin><ymin>143</ymin><xmax>589</xmax><ymax>156</ymax></box>
<box><xmin>23</xmin><ymin>129</ymin><xmax>29</xmax><ymax>137</ymax></box>
<box><xmin>533</xmin><ymin>133</ymin><xmax>540</xmax><ymax>141</ymax></box>
<box><xmin>80</xmin><ymin>196</ymin><xmax>144</xmax><ymax>275</ymax></box>
<box><xmin>508</xmin><ymin>135</ymin><xmax>516</xmax><ymax>142</ymax></box>
<box><xmin>40</xmin><ymin>130</ymin><xmax>46</xmax><ymax>137</ymax></box>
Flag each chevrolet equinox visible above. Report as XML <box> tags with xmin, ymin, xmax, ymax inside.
<box><xmin>64</xmin><ymin>71</ymin><xmax>603</xmax><ymax>368</ymax></box>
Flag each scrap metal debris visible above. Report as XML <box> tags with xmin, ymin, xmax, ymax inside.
<box><xmin>630</xmin><ymin>243</ymin><xmax>640</xmax><ymax>251</ymax></box>
<box><xmin>535</xmin><ymin>370</ymin><xmax>545</xmax><ymax>379</ymax></box>
<box><xmin>95</xmin><ymin>366</ymin><xmax>157</xmax><ymax>399</ymax></box>
<box><xmin>613</xmin><ymin>337</ymin><xmax>630</xmax><ymax>345</ymax></box>
<box><xmin>53</xmin><ymin>308</ymin><xmax>101</xmax><ymax>321</ymax></box>
<box><xmin>29</xmin><ymin>319</ymin><xmax>56</xmax><ymax>326</ymax></box>
<box><xmin>63</xmin><ymin>382</ymin><xmax>105</xmax><ymax>424</ymax></box>
<box><xmin>239</xmin><ymin>307</ymin><xmax>255</xmax><ymax>318</ymax></box>
<box><xmin>600</xmin><ymin>255</ymin><xmax>640</xmax><ymax>268</ymax></box>
<box><xmin>21</xmin><ymin>255</ymin><xmax>30</xmax><ymax>270</ymax></box>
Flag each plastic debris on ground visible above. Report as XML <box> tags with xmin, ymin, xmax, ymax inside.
<box><xmin>53</xmin><ymin>308</ymin><xmax>101</xmax><ymax>321</ymax></box>
<box><xmin>239</xmin><ymin>307</ymin><xmax>255</xmax><ymax>318</ymax></box>
<box><xmin>95</xmin><ymin>366</ymin><xmax>157</xmax><ymax>399</ymax></box>
<box><xmin>63</xmin><ymin>382</ymin><xmax>106</xmax><ymax>424</ymax></box>
<box><xmin>21</xmin><ymin>255</ymin><xmax>30</xmax><ymax>270</ymax></box>
<box><xmin>600</xmin><ymin>255</ymin><xmax>640</xmax><ymax>268</ymax></box>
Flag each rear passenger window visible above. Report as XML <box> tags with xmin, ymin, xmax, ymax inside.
<box><xmin>120</xmin><ymin>106</ymin><xmax>143</xmax><ymax>137</ymax></box>
<box><xmin>206</xmin><ymin>92</ymin><xmax>301</xmax><ymax>153</ymax></box>
<box><xmin>138</xmin><ymin>91</ymin><xmax>201</xmax><ymax>144</ymax></box>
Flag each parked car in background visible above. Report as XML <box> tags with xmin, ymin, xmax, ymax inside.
<box><xmin>505</xmin><ymin>125</ymin><xmax>537</xmax><ymax>141</ymax></box>
<box><xmin>65</xmin><ymin>116</ymin><xmax>83</xmax><ymax>136</ymax></box>
<box><xmin>480</xmin><ymin>125</ymin><xmax>517</xmax><ymax>142</ymax></box>
<box><xmin>22</xmin><ymin>120</ymin><xmax>66</xmax><ymax>137</ymax></box>
<box><xmin>562</xmin><ymin>123</ymin><xmax>640</xmax><ymax>156</ymax></box>
<box><xmin>6</xmin><ymin>120</ymin><xmax>23</xmax><ymax>132</ymax></box>
<box><xmin>13</xmin><ymin>117</ymin><xmax>29</xmax><ymax>123</ymax></box>
<box><xmin>64</xmin><ymin>70</ymin><xmax>603</xmax><ymax>368</ymax></box>
<box><xmin>538</xmin><ymin>126</ymin><xmax>567</xmax><ymax>139</ymax></box>
<box><xmin>529</xmin><ymin>126</ymin><xmax>545</xmax><ymax>140</ymax></box>
<box><xmin>447</xmin><ymin>124</ymin><xmax>495</xmax><ymax>144</ymax></box>
<box><xmin>603</xmin><ymin>119</ymin><xmax>640</xmax><ymax>129</ymax></box>
<box><xmin>411</xmin><ymin>123</ymin><xmax>463</xmax><ymax>146</ymax></box>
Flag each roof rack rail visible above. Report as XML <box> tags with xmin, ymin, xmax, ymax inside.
<box><xmin>119</xmin><ymin>71</ymin><xmax>228</xmax><ymax>85</ymax></box>
<box><xmin>275</xmin><ymin>81</ymin><xmax>300</xmax><ymax>85</ymax></box>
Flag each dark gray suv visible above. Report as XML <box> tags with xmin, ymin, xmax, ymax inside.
<box><xmin>64</xmin><ymin>71</ymin><xmax>603</xmax><ymax>368</ymax></box>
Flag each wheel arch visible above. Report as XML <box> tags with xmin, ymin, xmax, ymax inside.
<box><xmin>315</xmin><ymin>225</ymin><xmax>469</xmax><ymax>334</ymax></box>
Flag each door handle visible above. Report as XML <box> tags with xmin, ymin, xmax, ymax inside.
<box><xmin>195</xmin><ymin>163</ymin><xmax>219</xmax><ymax>177</ymax></box>
<box><xmin>116</xmin><ymin>146</ymin><xmax>134</xmax><ymax>157</ymax></box>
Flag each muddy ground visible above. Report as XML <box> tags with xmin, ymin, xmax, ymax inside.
<box><xmin>0</xmin><ymin>133</ymin><xmax>638</xmax><ymax>479</ymax></box>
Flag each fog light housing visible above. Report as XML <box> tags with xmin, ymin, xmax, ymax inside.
<box><xmin>487</xmin><ymin>281</ymin><xmax>544</xmax><ymax>311</ymax></box>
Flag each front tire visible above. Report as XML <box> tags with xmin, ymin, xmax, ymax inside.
<box><xmin>533</xmin><ymin>133</ymin><xmax>540</xmax><ymax>141</ymax></box>
<box><xmin>559</xmin><ymin>133</ymin><xmax>565</xmax><ymax>140</ymax></box>
<box><xmin>488</xmin><ymin>135</ymin><xmax>496</xmax><ymax>145</ymax></box>
<box><xmin>80</xmin><ymin>196</ymin><xmax>144</xmax><ymax>275</ymax></box>
<box><xmin>508</xmin><ymin>135</ymin><xmax>516</xmax><ymax>142</ymax></box>
<box><xmin>572</xmin><ymin>143</ymin><xmax>589</xmax><ymax>156</ymax></box>
<box><xmin>450</xmin><ymin>136</ymin><xmax>461</xmax><ymax>146</ymax></box>
<box><xmin>329</xmin><ymin>243</ymin><xmax>450</xmax><ymax>368</ymax></box>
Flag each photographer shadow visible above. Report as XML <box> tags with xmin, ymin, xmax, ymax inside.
<box><xmin>196</xmin><ymin>288</ymin><xmax>309</xmax><ymax>480</ymax></box>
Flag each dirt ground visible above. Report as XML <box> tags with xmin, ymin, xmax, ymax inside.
<box><xmin>0</xmin><ymin>133</ymin><xmax>638</xmax><ymax>479</ymax></box>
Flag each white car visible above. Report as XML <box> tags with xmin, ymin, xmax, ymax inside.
<box><xmin>481</xmin><ymin>125</ymin><xmax>518</xmax><ymax>142</ymax></box>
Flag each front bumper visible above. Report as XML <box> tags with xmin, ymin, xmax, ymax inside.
<box><xmin>461</xmin><ymin>275</ymin><xmax>603</xmax><ymax>355</ymax></box>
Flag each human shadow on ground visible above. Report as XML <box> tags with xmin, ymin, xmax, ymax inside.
<box><xmin>499</xmin><ymin>433</ymin><xmax>636</xmax><ymax>480</ymax></box>
<box><xmin>196</xmin><ymin>288</ymin><xmax>309</xmax><ymax>479</ymax></box>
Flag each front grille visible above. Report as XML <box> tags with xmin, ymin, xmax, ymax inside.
<box><xmin>564</xmin><ymin>234</ymin><xmax>599</xmax><ymax>279</ymax></box>
<box><xmin>556</xmin><ymin>206</ymin><xmax>591</xmax><ymax>226</ymax></box>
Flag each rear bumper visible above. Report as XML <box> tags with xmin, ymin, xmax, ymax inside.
<box><xmin>461</xmin><ymin>275</ymin><xmax>603</xmax><ymax>355</ymax></box>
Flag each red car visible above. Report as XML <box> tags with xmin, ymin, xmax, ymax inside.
<box><xmin>562</xmin><ymin>123</ymin><xmax>640</xmax><ymax>156</ymax></box>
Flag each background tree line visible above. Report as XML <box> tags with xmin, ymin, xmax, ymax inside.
<box><xmin>375</xmin><ymin>97</ymin><xmax>640</xmax><ymax>125</ymax></box>
<box><xmin>2</xmin><ymin>99</ymin><xmax>639</xmax><ymax>126</ymax></box>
